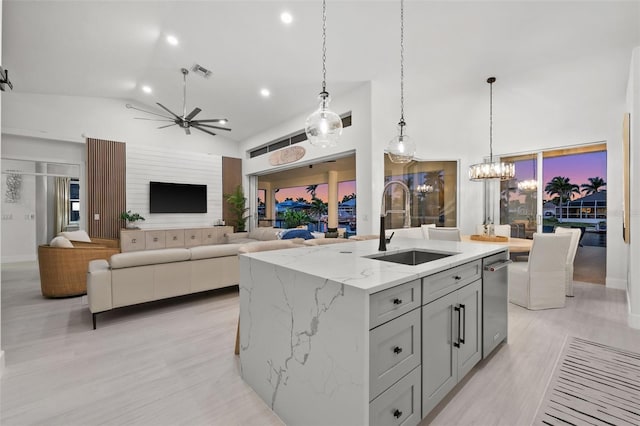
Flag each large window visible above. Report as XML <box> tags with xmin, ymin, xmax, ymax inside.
<box><xmin>384</xmin><ymin>156</ymin><xmax>458</xmax><ymax>229</ymax></box>
<box><xmin>69</xmin><ymin>179</ymin><xmax>80</xmax><ymax>223</ymax></box>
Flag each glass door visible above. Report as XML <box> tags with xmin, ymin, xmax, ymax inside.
<box><xmin>500</xmin><ymin>153</ymin><xmax>539</xmax><ymax>239</ymax></box>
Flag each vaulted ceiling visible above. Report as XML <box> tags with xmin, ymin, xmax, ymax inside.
<box><xmin>3</xmin><ymin>1</ymin><xmax>639</xmax><ymax>142</ymax></box>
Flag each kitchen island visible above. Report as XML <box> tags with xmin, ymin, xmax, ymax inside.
<box><xmin>239</xmin><ymin>237</ymin><xmax>509</xmax><ymax>426</ymax></box>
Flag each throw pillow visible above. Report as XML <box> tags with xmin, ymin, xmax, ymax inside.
<box><xmin>280</xmin><ymin>229</ymin><xmax>315</xmax><ymax>240</ymax></box>
<box><xmin>50</xmin><ymin>236</ymin><xmax>74</xmax><ymax>248</ymax></box>
<box><xmin>59</xmin><ymin>230</ymin><xmax>91</xmax><ymax>242</ymax></box>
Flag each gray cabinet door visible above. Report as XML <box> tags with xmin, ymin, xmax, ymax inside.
<box><xmin>421</xmin><ymin>290</ymin><xmax>457</xmax><ymax>416</ymax></box>
<box><xmin>456</xmin><ymin>280</ymin><xmax>482</xmax><ymax>379</ymax></box>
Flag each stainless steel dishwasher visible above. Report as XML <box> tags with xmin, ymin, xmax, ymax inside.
<box><xmin>482</xmin><ymin>252</ymin><xmax>511</xmax><ymax>358</ymax></box>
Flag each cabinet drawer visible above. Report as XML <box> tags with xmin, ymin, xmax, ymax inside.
<box><xmin>165</xmin><ymin>230</ymin><xmax>185</xmax><ymax>248</ymax></box>
<box><xmin>370</xmin><ymin>279</ymin><xmax>421</xmax><ymax>329</ymax></box>
<box><xmin>145</xmin><ymin>231</ymin><xmax>166</xmax><ymax>250</ymax></box>
<box><xmin>370</xmin><ymin>366</ymin><xmax>421</xmax><ymax>426</ymax></box>
<box><xmin>120</xmin><ymin>230</ymin><xmax>145</xmax><ymax>252</ymax></box>
<box><xmin>201</xmin><ymin>228</ymin><xmax>217</xmax><ymax>245</ymax></box>
<box><xmin>370</xmin><ymin>308</ymin><xmax>421</xmax><ymax>400</ymax></box>
<box><xmin>423</xmin><ymin>260</ymin><xmax>481</xmax><ymax>304</ymax></box>
<box><xmin>184</xmin><ymin>229</ymin><xmax>202</xmax><ymax>247</ymax></box>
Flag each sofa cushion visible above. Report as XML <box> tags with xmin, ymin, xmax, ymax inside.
<box><xmin>280</xmin><ymin>229</ymin><xmax>315</xmax><ymax>240</ymax></box>
<box><xmin>190</xmin><ymin>244</ymin><xmax>240</xmax><ymax>260</ymax></box>
<box><xmin>110</xmin><ymin>248</ymin><xmax>190</xmax><ymax>269</ymax></box>
<box><xmin>248</xmin><ymin>227</ymin><xmax>280</xmax><ymax>241</ymax></box>
<box><xmin>50</xmin><ymin>236</ymin><xmax>74</xmax><ymax>248</ymax></box>
<box><xmin>59</xmin><ymin>230</ymin><xmax>92</xmax><ymax>242</ymax></box>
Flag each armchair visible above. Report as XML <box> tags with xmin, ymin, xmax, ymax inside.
<box><xmin>508</xmin><ymin>233</ymin><xmax>572</xmax><ymax>310</ymax></box>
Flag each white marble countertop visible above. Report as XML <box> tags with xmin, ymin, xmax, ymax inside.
<box><xmin>240</xmin><ymin>237</ymin><xmax>507</xmax><ymax>294</ymax></box>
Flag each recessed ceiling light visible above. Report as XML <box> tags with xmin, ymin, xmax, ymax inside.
<box><xmin>260</xmin><ymin>88</ymin><xmax>271</xmax><ymax>98</ymax></box>
<box><xmin>280</xmin><ymin>12</ymin><xmax>293</xmax><ymax>24</ymax></box>
<box><xmin>166</xmin><ymin>35</ymin><xmax>178</xmax><ymax>46</ymax></box>
<box><xmin>141</xmin><ymin>85</ymin><xmax>152</xmax><ymax>94</ymax></box>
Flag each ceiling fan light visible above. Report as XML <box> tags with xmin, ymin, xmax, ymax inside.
<box><xmin>305</xmin><ymin>92</ymin><xmax>343</xmax><ymax>148</ymax></box>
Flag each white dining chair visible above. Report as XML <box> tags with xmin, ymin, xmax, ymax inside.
<box><xmin>554</xmin><ymin>227</ymin><xmax>581</xmax><ymax>297</ymax></box>
<box><xmin>421</xmin><ymin>223</ymin><xmax>436</xmax><ymax>239</ymax></box>
<box><xmin>508</xmin><ymin>233</ymin><xmax>572</xmax><ymax>310</ymax></box>
<box><xmin>427</xmin><ymin>227</ymin><xmax>462</xmax><ymax>242</ymax></box>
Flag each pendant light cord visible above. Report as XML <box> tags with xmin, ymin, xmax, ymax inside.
<box><xmin>321</xmin><ymin>0</ymin><xmax>328</xmax><ymax>94</ymax></box>
<box><xmin>488</xmin><ymin>77</ymin><xmax>495</xmax><ymax>162</ymax></box>
<box><xmin>399</xmin><ymin>0</ymin><xmax>406</xmax><ymax>133</ymax></box>
<box><xmin>182</xmin><ymin>68</ymin><xmax>188</xmax><ymax>119</ymax></box>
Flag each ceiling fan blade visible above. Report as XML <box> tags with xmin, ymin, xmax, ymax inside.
<box><xmin>134</xmin><ymin>117</ymin><xmax>175</xmax><ymax>122</ymax></box>
<box><xmin>184</xmin><ymin>107</ymin><xmax>202</xmax><ymax>121</ymax></box>
<box><xmin>192</xmin><ymin>123</ymin><xmax>232</xmax><ymax>131</ymax></box>
<box><xmin>126</xmin><ymin>104</ymin><xmax>174</xmax><ymax>120</ymax></box>
<box><xmin>158</xmin><ymin>124</ymin><xmax>177</xmax><ymax>129</ymax></box>
<box><xmin>191</xmin><ymin>125</ymin><xmax>217</xmax><ymax>137</ymax></box>
<box><xmin>156</xmin><ymin>102</ymin><xmax>181</xmax><ymax>119</ymax></box>
<box><xmin>194</xmin><ymin>118</ymin><xmax>228</xmax><ymax>123</ymax></box>
<box><xmin>184</xmin><ymin>126</ymin><xmax>191</xmax><ymax>135</ymax></box>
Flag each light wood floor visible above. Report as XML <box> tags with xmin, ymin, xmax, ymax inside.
<box><xmin>2</xmin><ymin>262</ymin><xmax>638</xmax><ymax>426</ymax></box>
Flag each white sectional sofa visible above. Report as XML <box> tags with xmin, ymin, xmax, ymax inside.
<box><xmin>87</xmin><ymin>244</ymin><xmax>244</xmax><ymax>329</ymax></box>
<box><xmin>86</xmin><ymin>233</ymin><xmax>307</xmax><ymax>329</ymax></box>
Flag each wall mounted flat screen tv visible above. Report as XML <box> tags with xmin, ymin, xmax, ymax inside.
<box><xmin>149</xmin><ymin>181</ymin><xmax>207</xmax><ymax>213</ymax></box>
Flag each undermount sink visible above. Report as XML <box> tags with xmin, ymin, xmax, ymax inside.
<box><xmin>367</xmin><ymin>249</ymin><xmax>457</xmax><ymax>266</ymax></box>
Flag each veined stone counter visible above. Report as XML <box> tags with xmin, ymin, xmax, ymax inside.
<box><xmin>239</xmin><ymin>238</ymin><xmax>507</xmax><ymax>426</ymax></box>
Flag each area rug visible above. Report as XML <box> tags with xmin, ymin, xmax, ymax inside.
<box><xmin>533</xmin><ymin>336</ymin><xmax>640</xmax><ymax>425</ymax></box>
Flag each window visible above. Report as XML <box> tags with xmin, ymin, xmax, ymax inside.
<box><xmin>69</xmin><ymin>179</ymin><xmax>80</xmax><ymax>223</ymax></box>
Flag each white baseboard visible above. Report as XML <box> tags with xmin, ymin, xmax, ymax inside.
<box><xmin>606</xmin><ymin>277</ymin><xmax>627</xmax><ymax>290</ymax></box>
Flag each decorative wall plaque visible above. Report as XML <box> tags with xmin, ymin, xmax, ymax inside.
<box><xmin>269</xmin><ymin>146</ymin><xmax>306</xmax><ymax>166</ymax></box>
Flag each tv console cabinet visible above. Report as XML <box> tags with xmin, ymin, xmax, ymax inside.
<box><xmin>120</xmin><ymin>226</ymin><xmax>233</xmax><ymax>252</ymax></box>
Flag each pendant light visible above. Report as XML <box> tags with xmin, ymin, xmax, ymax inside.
<box><xmin>468</xmin><ymin>77</ymin><xmax>515</xmax><ymax>181</ymax></box>
<box><xmin>305</xmin><ymin>0</ymin><xmax>343</xmax><ymax>148</ymax></box>
<box><xmin>386</xmin><ymin>0</ymin><xmax>416</xmax><ymax>164</ymax></box>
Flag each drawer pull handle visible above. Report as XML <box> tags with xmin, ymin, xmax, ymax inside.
<box><xmin>454</xmin><ymin>306</ymin><xmax>461</xmax><ymax>348</ymax></box>
<box><xmin>173</xmin><ymin>236</ymin><xmax>178</xmax><ymax>240</ymax></box>
<box><xmin>153</xmin><ymin>237</ymin><xmax>158</xmax><ymax>242</ymax></box>
<box><xmin>131</xmin><ymin>238</ymin><xmax>137</xmax><ymax>243</ymax></box>
<box><xmin>393</xmin><ymin>409</ymin><xmax>403</xmax><ymax>419</ymax></box>
<box><xmin>392</xmin><ymin>298</ymin><xmax>403</xmax><ymax>305</ymax></box>
<box><xmin>454</xmin><ymin>275</ymin><xmax>462</xmax><ymax>280</ymax></box>
<box><xmin>393</xmin><ymin>346</ymin><xmax>403</xmax><ymax>355</ymax></box>
<box><xmin>191</xmin><ymin>235</ymin><xmax>196</xmax><ymax>239</ymax></box>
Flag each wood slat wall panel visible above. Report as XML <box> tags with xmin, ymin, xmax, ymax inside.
<box><xmin>126</xmin><ymin>145</ymin><xmax>223</xmax><ymax>229</ymax></box>
<box><xmin>86</xmin><ymin>138</ymin><xmax>126</xmax><ymax>239</ymax></box>
<box><xmin>222</xmin><ymin>157</ymin><xmax>242</xmax><ymax>230</ymax></box>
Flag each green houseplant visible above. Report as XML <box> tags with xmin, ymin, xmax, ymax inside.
<box><xmin>120</xmin><ymin>210</ymin><xmax>145</xmax><ymax>229</ymax></box>
<box><xmin>282</xmin><ymin>209</ymin><xmax>310</xmax><ymax>229</ymax></box>
<box><xmin>225</xmin><ymin>185</ymin><xmax>249</xmax><ymax>232</ymax></box>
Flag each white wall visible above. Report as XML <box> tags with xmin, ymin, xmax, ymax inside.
<box><xmin>126</xmin><ymin>144</ymin><xmax>223</xmax><ymax>229</ymax></box>
<box><xmin>0</xmin><ymin>0</ymin><xmax>5</xmax><ymax>375</ymax></box>
<box><xmin>627</xmin><ymin>47</ymin><xmax>640</xmax><ymax>328</ymax></box>
<box><xmin>1</xmin><ymin>159</ymin><xmax>36</xmax><ymax>262</ymax></box>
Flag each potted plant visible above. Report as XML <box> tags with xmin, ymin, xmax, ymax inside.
<box><xmin>120</xmin><ymin>210</ymin><xmax>145</xmax><ymax>229</ymax></box>
<box><xmin>225</xmin><ymin>185</ymin><xmax>249</xmax><ymax>232</ymax></box>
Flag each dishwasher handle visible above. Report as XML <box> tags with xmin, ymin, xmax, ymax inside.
<box><xmin>484</xmin><ymin>259</ymin><xmax>512</xmax><ymax>272</ymax></box>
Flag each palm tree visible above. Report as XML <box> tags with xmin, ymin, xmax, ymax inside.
<box><xmin>309</xmin><ymin>198</ymin><xmax>327</xmax><ymax>219</ymax></box>
<box><xmin>341</xmin><ymin>193</ymin><xmax>356</xmax><ymax>203</ymax></box>
<box><xmin>295</xmin><ymin>197</ymin><xmax>308</xmax><ymax>203</ymax></box>
<box><xmin>305</xmin><ymin>184</ymin><xmax>318</xmax><ymax>199</ymax></box>
<box><xmin>544</xmin><ymin>176</ymin><xmax>580</xmax><ymax>219</ymax></box>
<box><xmin>581</xmin><ymin>176</ymin><xmax>606</xmax><ymax>195</ymax></box>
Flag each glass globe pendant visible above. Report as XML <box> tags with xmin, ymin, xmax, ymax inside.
<box><xmin>305</xmin><ymin>0</ymin><xmax>342</xmax><ymax>148</ymax></box>
<box><xmin>306</xmin><ymin>91</ymin><xmax>343</xmax><ymax>148</ymax></box>
<box><xmin>387</xmin><ymin>119</ymin><xmax>416</xmax><ymax>164</ymax></box>
<box><xmin>386</xmin><ymin>0</ymin><xmax>415</xmax><ymax>164</ymax></box>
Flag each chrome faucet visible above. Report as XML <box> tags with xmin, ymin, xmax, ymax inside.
<box><xmin>379</xmin><ymin>180</ymin><xmax>411</xmax><ymax>251</ymax></box>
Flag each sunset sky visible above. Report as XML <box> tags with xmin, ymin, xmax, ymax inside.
<box><xmin>260</xmin><ymin>180</ymin><xmax>357</xmax><ymax>203</ymax></box>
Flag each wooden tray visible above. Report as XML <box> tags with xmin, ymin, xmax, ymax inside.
<box><xmin>469</xmin><ymin>234</ymin><xmax>509</xmax><ymax>242</ymax></box>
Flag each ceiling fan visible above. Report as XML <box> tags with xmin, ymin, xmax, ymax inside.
<box><xmin>126</xmin><ymin>68</ymin><xmax>231</xmax><ymax>137</ymax></box>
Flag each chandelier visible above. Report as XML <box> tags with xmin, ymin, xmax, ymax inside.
<box><xmin>386</xmin><ymin>0</ymin><xmax>416</xmax><ymax>164</ymax></box>
<box><xmin>518</xmin><ymin>179</ymin><xmax>537</xmax><ymax>192</ymax></box>
<box><xmin>304</xmin><ymin>0</ymin><xmax>343</xmax><ymax>148</ymax></box>
<box><xmin>416</xmin><ymin>184</ymin><xmax>434</xmax><ymax>193</ymax></box>
<box><xmin>468</xmin><ymin>77</ymin><xmax>515</xmax><ymax>181</ymax></box>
